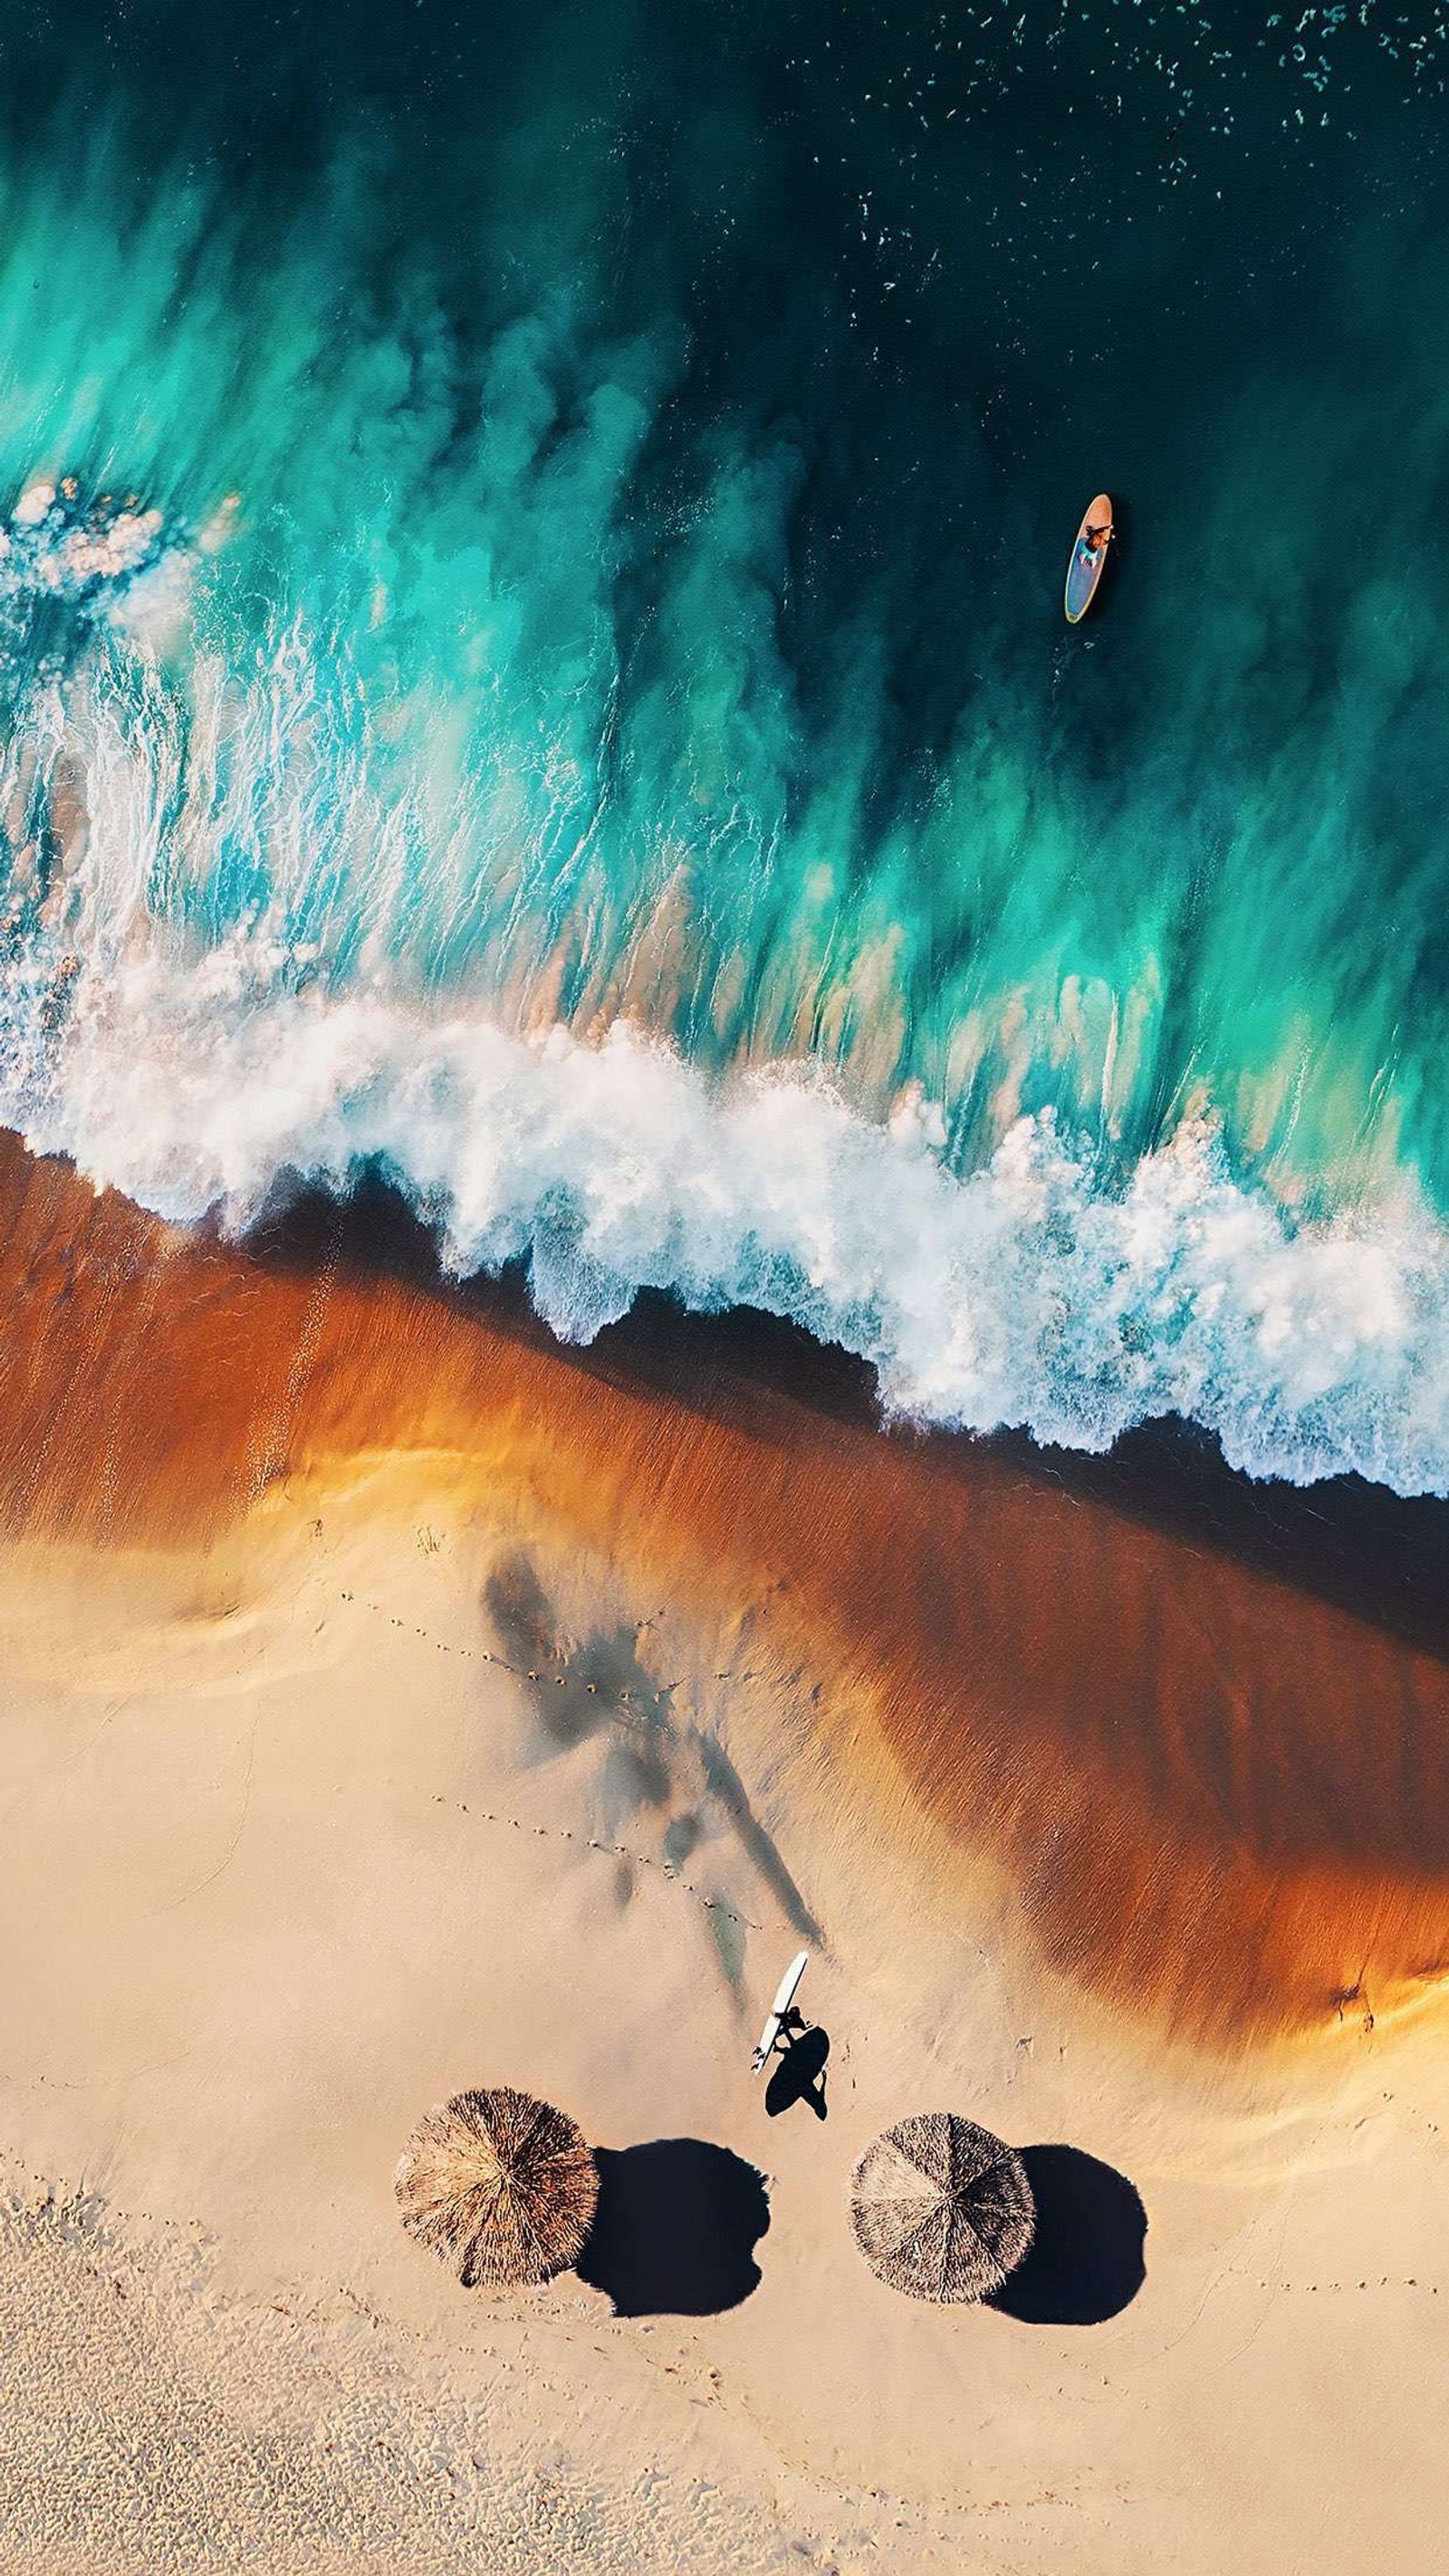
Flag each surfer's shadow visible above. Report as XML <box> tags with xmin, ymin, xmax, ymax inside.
<box><xmin>763</xmin><ymin>2013</ymin><xmax>831</xmax><ymax>2121</ymax></box>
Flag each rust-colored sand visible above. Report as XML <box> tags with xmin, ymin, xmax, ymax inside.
<box><xmin>4</xmin><ymin>1128</ymin><xmax>1449</xmax><ymax>2051</ymax></box>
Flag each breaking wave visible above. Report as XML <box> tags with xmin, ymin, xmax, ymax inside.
<box><xmin>3</xmin><ymin>4</ymin><xmax>1449</xmax><ymax>1497</ymax></box>
<box><xmin>2</xmin><ymin>469</ymin><xmax>1444</xmax><ymax>1512</ymax></box>
<box><xmin>2</xmin><ymin>475</ymin><xmax>1448</xmax><ymax>1493</ymax></box>
<box><xmin>23</xmin><ymin>970</ymin><xmax>1449</xmax><ymax>1492</ymax></box>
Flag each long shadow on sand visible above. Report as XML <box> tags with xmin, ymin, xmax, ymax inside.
<box><xmin>576</xmin><ymin>2139</ymin><xmax>770</xmax><ymax>2316</ymax></box>
<box><xmin>987</xmin><ymin>2146</ymin><xmax>1147</xmax><ymax>2326</ymax></box>
<box><xmin>485</xmin><ymin>1550</ymin><xmax>821</xmax><ymax>1950</ymax></box>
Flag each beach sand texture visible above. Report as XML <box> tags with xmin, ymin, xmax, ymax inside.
<box><xmin>4</xmin><ymin>1128</ymin><xmax>1449</xmax><ymax>2571</ymax></box>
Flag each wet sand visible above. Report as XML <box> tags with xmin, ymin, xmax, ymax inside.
<box><xmin>5</xmin><ymin>1127</ymin><xmax>1449</xmax><ymax>2052</ymax></box>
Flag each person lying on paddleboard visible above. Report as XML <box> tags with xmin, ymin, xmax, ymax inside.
<box><xmin>1080</xmin><ymin>520</ymin><xmax>1111</xmax><ymax>556</ymax></box>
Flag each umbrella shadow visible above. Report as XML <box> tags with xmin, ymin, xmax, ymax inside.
<box><xmin>987</xmin><ymin>2145</ymin><xmax>1147</xmax><ymax>2326</ymax></box>
<box><xmin>763</xmin><ymin>2019</ymin><xmax>830</xmax><ymax>2120</ymax></box>
<box><xmin>576</xmin><ymin>2139</ymin><xmax>770</xmax><ymax>2317</ymax></box>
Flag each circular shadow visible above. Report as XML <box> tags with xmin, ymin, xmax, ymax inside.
<box><xmin>576</xmin><ymin>2139</ymin><xmax>770</xmax><ymax>2317</ymax></box>
<box><xmin>987</xmin><ymin>2145</ymin><xmax>1147</xmax><ymax>2326</ymax></box>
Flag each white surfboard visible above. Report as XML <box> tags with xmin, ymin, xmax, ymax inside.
<box><xmin>751</xmin><ymin>1950</ymin><xmax>810</xmax><ymax>2072</ymax></box>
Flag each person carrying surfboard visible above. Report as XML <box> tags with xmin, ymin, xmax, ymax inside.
<box><xmin>751</xmin><ymin>1950</ymin><xmax>811</xmax><ymax>2072</ymax></box>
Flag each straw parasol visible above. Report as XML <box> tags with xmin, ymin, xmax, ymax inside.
<box><xmin>850</xmin><ymin>2112</ymin><xmax>1034</xmax><ymax>2303</ymax></box>
<box><xmin>395</xmin><ymin>2088</ymin><xmax>600</xmax><ymax>2288</ymax></box>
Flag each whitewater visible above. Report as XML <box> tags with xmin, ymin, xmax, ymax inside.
<box><xmin>0</xmin><ymin>485</ymin><xmax>1444</xmax><ymax>1496</ymax></box>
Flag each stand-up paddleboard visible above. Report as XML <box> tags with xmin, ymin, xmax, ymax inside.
<box><xmin>1065</xmin><ymin>493</ymin><xmax>1113</xmax><ymax>624</ymax></box>
<box><xmin>751</xmin><ymin>1951</ymin><xmax>810</xmax><ymax>2072</ymax></box>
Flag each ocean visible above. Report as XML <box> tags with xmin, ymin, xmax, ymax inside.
<box><xmin>1</xmin><ymin>0</ymin><xmax>1448</xmax><ymax>1488</ymax></box>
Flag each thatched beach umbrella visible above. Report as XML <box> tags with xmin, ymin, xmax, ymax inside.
<box><xmin>395</xmin><ymin>2088</ymin><xmax>599</xmax><ymax>2289</ymax></box>
<box><xmin>850</xmin><ymin>2112</ymin><xmax>1034</xmax><ymax>2303</ymax></box>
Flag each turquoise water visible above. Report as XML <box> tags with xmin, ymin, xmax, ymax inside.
<box><xmin>3</xmin><ymin>1</ymin><xmax>1449</xmax><ymax>1485</ymax></box>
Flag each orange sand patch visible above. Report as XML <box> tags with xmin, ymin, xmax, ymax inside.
<box><xmin>3</xmin><ymin>1128</ymin><xmax>1448</xmax><ymax>2050</ymax></box>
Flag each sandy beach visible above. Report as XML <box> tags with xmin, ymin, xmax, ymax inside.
<box><xmin>5</xmin><ymin>1129</ymin><xmax>1449</xmax><ymax>2571</ymax></box>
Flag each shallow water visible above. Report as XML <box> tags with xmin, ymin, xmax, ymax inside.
<box><xmin>2</xmin><ymin>0</ymin><xmax>1448</xmax><ymax>1484</ymax></box>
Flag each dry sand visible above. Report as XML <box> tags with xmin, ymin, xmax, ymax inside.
<box><xmin>3</xmin><ymin>1131</ymin><xmax>1449</xmax><ymax>2571</ymax></box>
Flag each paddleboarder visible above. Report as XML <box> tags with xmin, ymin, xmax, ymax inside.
<box><xmin>1065</xmin><ymin>493</ymin><xmax>1114</xmax><ymax>622</ymax></box>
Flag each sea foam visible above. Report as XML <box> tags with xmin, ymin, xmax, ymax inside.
<box><xmin>12</xmin><ymin>952</ymin><xmax>1449</xmax><ymax>1496</ymax></box>
<box><xmin>2</xmin><ymin>484</ymin><xmax>1448</xmax><ymax>1497</ymax></box>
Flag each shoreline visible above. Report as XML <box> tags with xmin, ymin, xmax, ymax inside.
<box><xmin>250</xmin><ymin>1158</ymin><xmax>1449</xmax><ymax>1668</ymax></box>
<box><xmin>5</xmin><ymin>1126</ymin><xmax>1449</xmax><ymax>2051</ymax></box>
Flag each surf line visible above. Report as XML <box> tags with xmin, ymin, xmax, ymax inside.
<box><xmin>335</xmin><ymin>1589</ymin><xmax>763</xmax><ymax>1934</ymax></box>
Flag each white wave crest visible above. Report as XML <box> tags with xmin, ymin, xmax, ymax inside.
<box><xmin>0</xmin><ymin>482</ymin><xmax>169</xmax><ymax>598</ymax></box>
<box><xmin>12</xmin><ymin>950</ymin><xmax>1449</xmax><ymax>1495</ymax></box>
